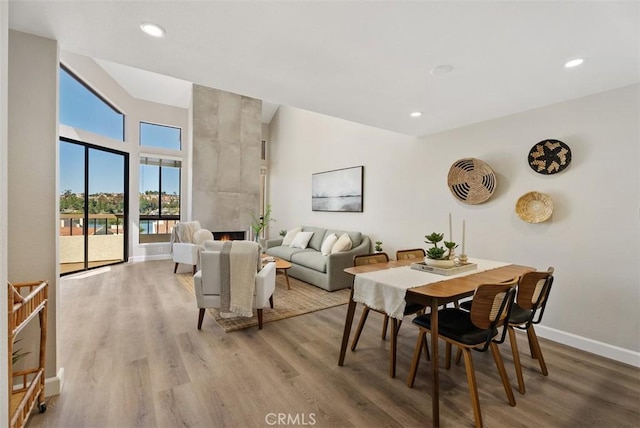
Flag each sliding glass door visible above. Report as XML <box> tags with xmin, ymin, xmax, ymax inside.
<box><xmin>59</xmin><ymin>139</ymin><xmax>128</xmax><ymax>274</ymax></box>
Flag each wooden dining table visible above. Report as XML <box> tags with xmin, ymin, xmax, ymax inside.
<box><xmin>339</xmin><ymin>259</ymin><xmax>534</xmax><ymax>427</ymax></box>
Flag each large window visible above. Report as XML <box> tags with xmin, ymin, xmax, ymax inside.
<box><xmin>140</xmin><ymin>122</ymin><xmax>181</xmax><ymax>150</ymax></box>
<box><xmin>139</xmin><ymin>157</ymin><xmax>181</xmax><ymax>243</ymax></box>
<box><xmin>59</xmin><ymin>66</ymin><xmax>124</xmax><ymax>141</ymax></box>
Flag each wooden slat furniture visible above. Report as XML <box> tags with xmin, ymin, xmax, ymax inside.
<box><xmin>8</xmin><ymin>281</ymin><xmax>48</xmax><ymax>428</ymax></box>
<box><xmin>339</xmin><ymin>259</ymin><xmax>534</xmax><ymax>427</ymax></box>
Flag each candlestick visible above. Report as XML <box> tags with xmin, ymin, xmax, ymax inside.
<box><xmin>448</xmin><ymin>213</ymin><xmax>452</xmax><ymax>243</ymax></box>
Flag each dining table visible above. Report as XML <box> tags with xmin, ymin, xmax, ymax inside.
<box><xmin>339</xmin><ymin>258</ymin><xmax>534</xmax><ymax>427</ymax></box>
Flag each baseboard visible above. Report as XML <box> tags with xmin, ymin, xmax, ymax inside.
<box><xmin>44</xmin><ymin>367</ymin><xmax>64</xmax><ymax>398</ymax></box>
<box><xmin>128</xmin><ymin>254</ymin><xmax>172</xmax><ymax>263</ymax></box>
<box><xmin>536</xmin><ymin>325</ymin><xmax>640</xmax><ymax>368</ymax></box>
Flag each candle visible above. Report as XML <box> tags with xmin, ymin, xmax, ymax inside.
<box><xmin>462</xmin><ymin>220</ymin><xmax>466</xmax><ymax>255</ymax></box>
<box><xmin>448</xmin><ymin>213</ymin><xmax>452</xmax><ymax>243</ymax></box>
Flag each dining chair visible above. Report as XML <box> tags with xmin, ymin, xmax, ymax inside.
<box><xmin>396</xmin><ymin>248</ymin><xmax>425</xmax><ymax>261</ymax></box>
<box><xmin>407</xmin><ymin>278</ymin><xmax>518</xmax><ymax>428</ymax></box>
<box><xmin>455</xmin><ymin>268</ymin><xmax>554</xmax><ymax>394</ymax></box>
<box><xmin>350</xmin><ymin>253</ymin><xmax>428</xmax><ymax>373</ymax></box>
<box><xmin>506</xmin><ymin>267</ymin><xmax>554</xmax><ymax>394</ymax></box>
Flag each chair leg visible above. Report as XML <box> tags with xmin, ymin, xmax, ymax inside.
<box><xmin>460</xmin><ymin>347</ymin><xmax>483</xmax><ymax>428</ymax></box>
<box><xmin>455</xmin><ymin>347</ymin><xmax>462</xmax><ymax>365</ymax></box>
<box><xmin>257</xmin><ymin>308</ymin><xmax>264</xmax><ymax>329</ymax></box>
<box><xmin>527</xmin><ymin>326</ymin><xmax>548</xmax><ymax>376</ymax></box>
<box><xmin>445</xmin><ymin>342</ymin><xmax>452</xmax><ymax>369</ymax></box>
<box><xmin>490</xmin><ymin>342</ymin><xmax>516</xmax><ymax>407</ymax></box>
<box><xmin>197</xmin><ymin>308</ymin><xmax>205</xmax><ymax>330</ymax></box>
<box><xmin>381</xmin><ymin>314</ymin><xmax>389</xmax><ymax>340</ymax></box>
<box><xmin>407</xmin><ymin>329</ymin><xmax>426</xmax><ymax>388</ymax></box>
<box><xmin>269</xmin><ymin>295</ymin><xmax>274</xmax><ymax>309</ymax></box>
<box><xmin>351</xmin><ymin>307</ymin><xmax>370</xmax><ymax>351</ymax></box>
<box><xmin>508</xmin><ymin>326</ymin><xmax>526</xmax><ymax>394</ymax></box>
<box><xmin>174</xmin><ymin>262</ymin><xmax>179</xmax><ymax>273</ymax></box>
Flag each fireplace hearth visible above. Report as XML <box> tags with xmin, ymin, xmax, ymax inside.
<box><xmin>213</xmin><ymin>231</ymin><xmax>247</xmax><ymax>241</ymax></box>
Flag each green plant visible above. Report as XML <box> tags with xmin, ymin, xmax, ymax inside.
<box><xmin>375</xmin><ymin>241</ymin><xmax>383</xmax><ymax>252</ymax></box>
<box><xmin>424</xmin><ymin>232</ymin><xmax>447</xmax><ymax>260</ymax></box>
<box><xmin>444</xmin><ymin>240</ymin><xmax>458</xmax><ymax>259</ymax></box>
<box><xmin>279</xmin><ymin>229</ymin><xmax>287</xmax><ymax>237</ymax></box>
<box><xmin>12</xmin><ymin>339</ymin><xmax>30</xmax><ymax>365</ymax></box>
<box><xmin>250</xmin><ymin>204</ymin><xmax>276</xmax><ymax>238</ymax></box>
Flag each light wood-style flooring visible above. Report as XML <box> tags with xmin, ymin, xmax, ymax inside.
<box><xmin>27</xmin><ymin>260</ymin><xmax>640</xmax><ymax>427</ymax></box>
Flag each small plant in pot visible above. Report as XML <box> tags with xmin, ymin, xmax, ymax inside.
<box><xmin>374</xmin><ymin>241</ymin><xmax>383</xmax><ymax>252</ymax></box>
<box><xmin>424</xmin><ymin>232</ymin><xmax>457</xmax><ymax>268</ymax></box>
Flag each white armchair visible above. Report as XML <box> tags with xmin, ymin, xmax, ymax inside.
<box><xmin>171</xmin><ymin>221</ymin><xmax>213</xmax><ymax>274</ymax></box>
<box><xmin>194</xmin><ymin>241</ymin><xmax>276</xmax><ymax>330</ymax></box>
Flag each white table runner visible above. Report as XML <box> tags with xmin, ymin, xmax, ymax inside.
<box><xmin>353</xmin><ymin>259</ymin><xmax>510</xmax><ymax>320</ymax></box>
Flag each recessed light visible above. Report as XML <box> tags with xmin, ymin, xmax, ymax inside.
<box><xmin>430</xmin><ymin>65</ymin><xmax>453</xmax><ymax>76</ymax></box>
<box><xmin>564</xmin><ymin>58</ymin><xmax>584</xmax><ymax>68</ymax></box>
<box><xmin>140</xmin><ymin>22</ymin><xmax>165</xmax><ymax>38</ymax></box>
<box><xmin>410</xmin><ymin>111</ymin><xmax>423</xmax><ymax>118</ymax></box>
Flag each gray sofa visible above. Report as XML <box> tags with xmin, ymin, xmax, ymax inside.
<box><xmin>264</xmin><ymin>226</ymin><xmax>371</xmax><ymax>291</ymax></box>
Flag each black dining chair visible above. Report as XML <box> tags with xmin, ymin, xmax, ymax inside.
<box><xmin>455</xmin><ymin>268</ymin><xmax>554</xmax><ymax>394</ymax></box>
<box><xmin>408</xmin><ymin>278</ymin><xmax>518</xmax><ymax>428</ymax></box>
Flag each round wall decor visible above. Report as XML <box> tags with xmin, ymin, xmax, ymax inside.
<box><xmin>515</xmin><ymin>191</ymin><xmax>553</xmax><ymax>223</ymax></box>
<box><xmin>447</xmin><ymin>158</ymin><xmax>497</xmax><ymax>205</ymax></box>
<box><xmin>528</xmin><ymin>139</ymin><xmax>572</xmax><ymax>174</ymax></box>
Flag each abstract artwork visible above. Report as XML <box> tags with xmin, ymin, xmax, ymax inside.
<box><xmin>312</xmin><ymin>166</ymin><xmax>363</xmax><ymax>212</ymax></box>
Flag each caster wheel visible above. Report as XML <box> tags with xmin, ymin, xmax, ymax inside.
<box><xmin>38</xmin><ymin>402</ymin><xmax>47</xmax><ymax>413</ymax></box>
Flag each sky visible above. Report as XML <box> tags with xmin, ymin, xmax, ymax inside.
<box><xmin>59</xmin><ymin>67</ymin><xmax>180</xmax><ymax>195</ymax></box>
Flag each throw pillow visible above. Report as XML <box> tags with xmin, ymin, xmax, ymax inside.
<box><xmin>331</xmin><ymin>233</ymin><xmax>352</xmax><ymax>254</ymax></box>
<box><xmin>282</xmin><ymin>227</ymin><xmax>302</xmax><ymax>246</ymax></box>
<box><xmin>320</xmin><ymin>233</ymin><xmax>338</xmax><ymax>256</ymax></box>
<box><xmin>290</xmin><ymin>231</ymin><xmax>314</xmax><ymax>249</ymax></box>
<box><xmin>192</xmin><ymin>228</ymin><xmax>214</xmax><ymax>245</ymax></box>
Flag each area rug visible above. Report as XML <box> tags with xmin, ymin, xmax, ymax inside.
<box><xmin>176</xmin><ymin>272</ymin><xmax>350</xmax><ymax>332</ymax></box>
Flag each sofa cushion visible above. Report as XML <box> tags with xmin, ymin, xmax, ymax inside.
<box><xmin>331</xmin><ymin>233</ymin><xmax>353</xmax><ymax>253</ymax></box>
<box><xmin>290</xmin><ymin>231</ymin><xmax>314</xmax><ymax>249</ymax></box>
<box><xmin>321</xmin><ymin>233</ymin><xmax>338</xmax><ymax>256</ymax></box>
<box><xmin>326</xmin><ymin>229</ymin><xmax>362</xmax><ymax>248</ymax></box>
<box><xmin>291</xmin><ymin>250</ymin><xmax>327</xmax><ymax>273</ymax></box>
<box><xmin>282</xmin><ymin>226</ymin><xmax>301</xmax><ymax>246</ymax></box>
<box><xmin>302</xmin><ymin>226</ymin><xmax>327</xmax><ymax>251</ymax></box>
<box><xmin>266</xmin><ymin>245</ymin><xmax>305</xmax><ymax>261</ymax></box>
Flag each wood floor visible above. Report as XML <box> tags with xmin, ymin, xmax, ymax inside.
<box><xmin>27</xmin><ymin>260</ymin><xmax>640</xmax><ymax>428</ymax></box>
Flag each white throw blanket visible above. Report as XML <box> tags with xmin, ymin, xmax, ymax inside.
<box><xmin>220</xmin><ymin>241</ymin><xmax>259</xmax><ymax>318</ymax></box>
<box><xmin>353</xmin><ymin>259</ymin><xmax>509</xmax><ymax>320</ymax></box>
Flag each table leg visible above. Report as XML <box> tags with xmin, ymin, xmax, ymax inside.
<box><xmin>390</xmin><ymin>318</ymin><xmax>399</xmax><ymax>378</ymax></box>
<box><xmin>284</xmin><ymin>270</ymin><xmax>291</xmax><ymax>290</ymax></box>
<box><xmin>431</xmin><ymin>298</ymin><xmax>440</xmax><ymax>427</ymax></box>
<box><xmin>338</xmin><ymin>287</ymin><xmax>357</xmax><ymax>366</ymax></box>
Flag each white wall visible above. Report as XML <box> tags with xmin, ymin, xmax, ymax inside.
<box><xmin>268</xmin><ymin>85</ymin><xmax>640</xmax><ymax>364</ymax></box>
<box><xmin>0</xmin><ymin>0</ymin><xmax>9</xmax><ymax>421</ymax></box>
<box><xmin>7</xmin><ymin>30</ymin><xmax>60</xmax><ymax>389</ymax></box>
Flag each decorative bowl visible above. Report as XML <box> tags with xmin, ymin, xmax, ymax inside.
<box><xmin>424</xmin><ymin>258</ymin><xmax>455</xmax><ymax>268</ymax></box>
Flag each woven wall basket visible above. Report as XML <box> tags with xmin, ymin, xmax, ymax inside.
<box><xmin>515</xmin><ymin>191</ymin><xmax>553</xmax><ymax>223</ymax></box>
<box><xmin>447</xmin><ymin>158</ymin><xmax>497</xmax><ymax>205</ymax></box>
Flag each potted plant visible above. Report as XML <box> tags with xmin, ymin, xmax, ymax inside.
<box><xmin>424</xmin><ymin>232</ymin><xmax>457</xmax><ymax>268</ymax></box>
<box><xmin>250</xmin><ymin>204</ymin><xmax>276</xmax><ymax>242</ymax></box>
<box><xmin>279</xmin><ymin>229</ymin><xmax>287</xmax><ymax>238</ymax></box>
<box><xmin>374</xmin><ymin>241</ymin><xmax>383</xmax><ymax>252</ymax></box>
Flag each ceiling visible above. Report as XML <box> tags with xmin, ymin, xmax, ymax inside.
<box><xmin>8</xmin><ymin>1</ymin><xmax>640</xmax><ymax>137</ymax></box>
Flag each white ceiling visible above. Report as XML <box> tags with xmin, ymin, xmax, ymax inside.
<box><xmin>8</xmin><ymin>1</ymin><xmax>640</xmax><ymax>137</ymax></box>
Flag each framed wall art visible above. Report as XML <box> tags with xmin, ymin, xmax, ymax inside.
<box><xmin>312</xmin><ymin>166</ymin><xmax>364</xmax><ymax>212</ymax></box>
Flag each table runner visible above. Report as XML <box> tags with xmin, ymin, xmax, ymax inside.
<box><xmin>353</xmin><ymin>259</ymin><xmax>509</xmax><ymax>319</ymax></box>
